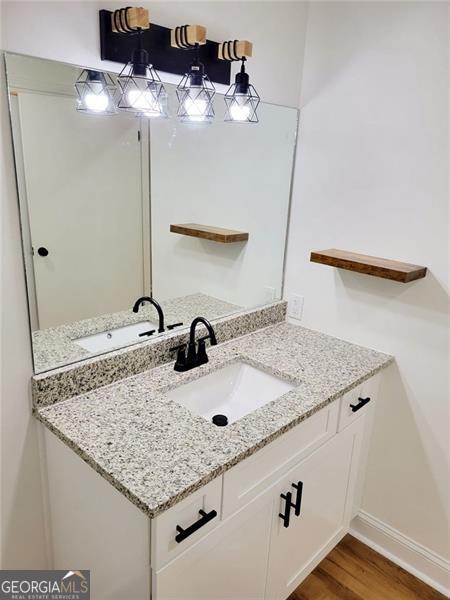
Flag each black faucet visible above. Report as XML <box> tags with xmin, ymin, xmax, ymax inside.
<box><xmin>171</xmin><ymin>317</ymin><xmax>217</xmax><ymax>372</ymax></box>
<box><xmin>132</xmin><ymin>296</ymin><xmax>165</xmax><ymax>333</ymax></box>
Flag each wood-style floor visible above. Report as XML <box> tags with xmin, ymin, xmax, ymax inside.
<box><xmin>289</xmin><ymin>535</ymin><xmax>447</xmax><ymax>600</ymax></box>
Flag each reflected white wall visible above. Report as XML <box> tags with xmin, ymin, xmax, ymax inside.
<box><xmin>151</xmin><ymin>94</ymin><xmax>298</xmax><ymax>308</ymax></box>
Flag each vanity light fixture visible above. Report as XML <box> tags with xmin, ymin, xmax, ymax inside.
<box><xmin>112</xmin><ymin>7</ymin><xmax>167</xmax><ymax>118</ymax></box>
<box><xmin>219</xmin><ymin>41</ymin><xmax>260</xmax><ymax>123</ymax></box>
<box><xmin>117</xmin><ymin>29</ymin><xmax>168</xmax><ymax>118</ymax></box>
<box><xmin>172</xmin><ymin>25</ymin><xmax>216</xmax><ymax>123</ymax></box>
<box><xmin>75</xmin><ymin>69</ymin><xmax>117</xmax><ymax>115</ymax></box>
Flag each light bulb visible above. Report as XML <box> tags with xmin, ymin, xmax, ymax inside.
<box><xmin>127</xmin><ymin>88</ymin><xmax>162</xmax><ymax>116</ymax></box>
<box><xmin>183</xmin><ymin>95</ymin><xmax>208</xmax><ymax>121</ymax></box>
<box><xmin>229</xmin><ymin>94</ymin><xmax>251</xmax><ymax>121</ymax></box>
<box><xmin>229</xmin><ymin>103</ymin><xmax>250</xmax><ymax>121</ymax></box>
<box><xmin>83</xmin><ymin>80</ymin><xmax>109</xmax><ymax>112</ymax></box>
<box><xmin>84</xmin><ymin>91</ymin><xmax>109</xmax><ymax>112</ymax></box>
<box><xmin>76</xmin><ymin>70</ymin><xmax>117</xmax><ymax>115</ymax></box>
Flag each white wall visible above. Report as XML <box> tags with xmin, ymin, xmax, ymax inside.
<box><xmin>0</xmin><ymin>1</ymin><xmax>308</xmax><ymax>567</ymax></box>
<box><xmin>285</xmin><ymin>0</ymin><xmax>449</xmax><ymax>583</ymax></box>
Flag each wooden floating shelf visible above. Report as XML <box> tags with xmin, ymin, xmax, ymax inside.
<box><xmin>310</xmin><ymin>249</ymin><xmax>427</xmax><ymax>283</ymax></box>
<box><xmin>170</xmin><ymin>223</ymin><xmax>249</xmax><ymax>244</ymax></box>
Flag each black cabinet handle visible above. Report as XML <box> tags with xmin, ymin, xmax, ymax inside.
<box><xmin>279</xmin><ymin>491</ymin><xmax>292</xmax><ymax>528</ymax></box>
<box><xmin>291</xmin><ymin>481</ymin><xmax>303</xmax><ymax>516</ymax></box>
<box><xmin>37</xmin><ymin>247</ymin><xmax>49</xmax><ymax>257</ymax></box>
<box><xmin>350</xmin><ymin>396</ymin><xmax>371</xmax><ymax>413</ymax></box>
<box><xmin>175</xmin><ymin>509</ymin><xmax>217</xmax><ymax>543</ymax></box>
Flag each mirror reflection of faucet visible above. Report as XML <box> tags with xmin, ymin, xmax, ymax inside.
<box><xmin>132</xmin><ymin>297</ymin><xmax>184</xmax><ymax>335</ymax></box>
<box><xmin>132</xmin><ymin>296</ymin><xmax>165</xmax><ymax>333</ymax></box>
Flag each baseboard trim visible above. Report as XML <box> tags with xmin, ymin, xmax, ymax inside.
<box><xmin>350</xmin><ymin>510</ymin><xmax>450</xmax><ymax>597</ymax></box>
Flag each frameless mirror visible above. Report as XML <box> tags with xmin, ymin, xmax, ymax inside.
<box><xmin>5</xmin><ymin>52</ymin><xmax>298</xmax><ymax>373</ymax></box>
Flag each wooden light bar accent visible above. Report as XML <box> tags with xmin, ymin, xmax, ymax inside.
<box><xmin>170</xmin><ymin>223</ymin><xmax>249</xmax><ymax>243</ymax></box>
<box><xmin>310</xmin><ymin>249</ymin><xmax>427</xmax><ymax>283</ymax></box>
<box><xmin>218</xmin><ymin>40</ymin><xmax>253</xmax><ymax>61</ymax></box>
<box><xmin>170</xmin><ymin>25</ymin><xmax>207</xmax><ymax>48</ymax></box>
<box><xmin>111</xmin><ymin>7</ymin><xmax>149</xmax><ymax>33</ymax></box>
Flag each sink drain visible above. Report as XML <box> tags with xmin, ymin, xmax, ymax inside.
<box><xmin>212</xmin><ymin>414</ymin><xmax>228</xmax><ymax>427</ymax></box>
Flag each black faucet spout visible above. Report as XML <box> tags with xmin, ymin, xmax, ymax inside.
<box><xmin>189</xmin><ymin>317</ymin><xmax>217</xmax><ymax>346</ymax></box>
<box><xmin>132</xmin><ymin>296</ymin><xmax>165</xmax><ymax>333</ymax></box>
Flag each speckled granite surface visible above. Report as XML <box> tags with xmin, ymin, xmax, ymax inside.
<box><xmin>33</xmin><ymin>293</ymin><xmax>241</xmax><ymax>373</ymax></box>
<box><xmin>35</xmin><ymin>322</ymin><xmax>393</xmax><ymax>518</ymax></box>
<box><xmin>32</xmin><ymin>301</ymin><xmax>286</xmax><ymax>407</ymax></box>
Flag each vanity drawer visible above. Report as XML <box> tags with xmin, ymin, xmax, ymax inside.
<box><xmin>222</xmin><ymin>401</ymin><xmax>339</xmax><ymax>519</ymax></box>
<box><xmin>151</xmin><ymin>475</ymin><xmax>222</xmax><ymax>570</ymax></box>
<box><xmin>337</xmin><ymin>374</ymin><xmax>379</xmax><ymax>432</ymax></box>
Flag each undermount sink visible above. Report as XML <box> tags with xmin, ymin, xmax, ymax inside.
<box><xmin>168</xmin><ymin>361</ymin><xmax>295</xmax><ymax>425</ymax></box>
<box><xmin>74</xmin><ymin>321</ymin><xmax>159</xmax><ymax>352</ymax></box>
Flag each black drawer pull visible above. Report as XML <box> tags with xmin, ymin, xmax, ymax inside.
<box><xmin>279</xmin><ymin>491</ymin><xmax>292</xmax><ymax>528</ymax></box>
<box><xmin>350</xmin><ymin>396</ymin><xmax>371</xmax><ymax>413</ymax></box>
<box><xmin>175</xmin><ymin>509</ymin><xmax>217</xmax><ymax>543</ymax></box>
<box><xmin>291</xmin><ymin>481</ymin><xmax>303</xmax><ymax>516</ymax></box>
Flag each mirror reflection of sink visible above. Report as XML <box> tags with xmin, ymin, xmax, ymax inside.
<box><xmin>167</xmin><ymin>361</ymin><xmax>295</xmax><ymax>425</ymax></box>
<box><xmin>74</xmin><ymin>321</ymin><xmax>159</xmax><ymax>352</ymax></box>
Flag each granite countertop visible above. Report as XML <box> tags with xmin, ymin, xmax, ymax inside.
<box><xmin>35</xmin><ymin>322</ymin><xmax>393</xmax><ymax>518</ymax></box>
<box><xmin>32</xmin><ymin>293</ymin><xmax>241</xmax><ymax>373</ymax></box>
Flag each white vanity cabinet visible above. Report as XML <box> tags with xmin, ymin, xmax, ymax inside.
<box><xmin>151</xmin><ymin>376</ymin><xmax>377</xmax><ymax>600</ymax></box>
<box><xmin>41</xmin><ymin>374</ymin><xmax>379</xmax><ymax>600</ymax></box>
<box><xmin>265</xmin><ymin>424</ymin><xmax>357</xmax><ymax>600</ymax></box>
<box><xmin>153</xmin><ymin>490</ymin><xmax>273</xmax><ymax>600</ymax></box>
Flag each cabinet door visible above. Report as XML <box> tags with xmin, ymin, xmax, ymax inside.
<box><xmin>153</xmin><ymin>491</ymin><xmax>273</xmax><ymax>600</ymax></box>
<box><xmin>265</xmin><ymin>427</ymin><xmax>355</xmax><ymax>600</ymax></box>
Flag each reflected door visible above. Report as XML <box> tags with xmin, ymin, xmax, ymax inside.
<box><xmin>18</xmin><ymin>92</ymin><xmax>145</xmax><ymax>329</ymax></box>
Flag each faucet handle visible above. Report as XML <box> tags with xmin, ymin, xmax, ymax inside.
<box><xmin>197</xmin><ymin>336</ymin><xmax>214</xmax><ymax>365</ymax></box>
<box><xmin>169</xmin><ymin>343</ymin><xmax>186</xmax><ymax>352</ymax></box>
<box><xmin>167</xmin><ymin>322</ymin><xmax>184</xmax><ymax>331</ymax></box>
<box><xmin>169</xmin><ymin>343</ymin><xmax>188</xmax><ymax>372</ymax></box>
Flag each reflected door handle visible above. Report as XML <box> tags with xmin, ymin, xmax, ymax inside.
<box><xmin>37</xmin><ymin>247</ymin><xmax>49</xmax><ymax>257</ymax></box>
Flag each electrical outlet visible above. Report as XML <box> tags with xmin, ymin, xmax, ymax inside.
<box><xmin>288</xmin><ymin>294</ymin><xmax>304</xmax><ymax>321</ymax></box>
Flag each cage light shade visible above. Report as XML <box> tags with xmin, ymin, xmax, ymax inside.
<box><xmin>75</xmin><ymin>70</ymin><xmax>117</xmax><ymax>115</ymax></box>
<box><xmin>176</xmin><ymin>65</ymin><xmax>215</xmax><ymax>123</ymax></box>
<box><xmin>224</xmin><ymin>66</ymin><xmax>260</xmax><ymax>123</ymax></box>
<box><xmin>117</xmin><ymin>63</ymin><xmax>168</xmax><ymax>118</ymax></box>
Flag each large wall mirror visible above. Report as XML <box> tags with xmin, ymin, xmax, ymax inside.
<box><xmin>5</xmin><ymin>52</ymin><xmax>298</xmax><ymax>373</ymax></box>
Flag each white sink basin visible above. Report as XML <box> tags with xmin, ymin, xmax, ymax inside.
<box><xmin>168</xmin><ymin>361</ymin><xmax>295</xmax><ymax>425</ymax></box>
<box><xmin>74</xmin><ymin>321</ymin><xmax>159</xmax><ymax>352</ymax></box>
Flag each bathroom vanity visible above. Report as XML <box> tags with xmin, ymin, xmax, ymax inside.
<box><xmin>35</xmin><ymin>318</ymin><xmax>392</xmax><ymax>600</ymax></box>
<box><xmin>6</xmin><ymin>48</ymin><xmax>394</xmax><ymax>600</ymax></box>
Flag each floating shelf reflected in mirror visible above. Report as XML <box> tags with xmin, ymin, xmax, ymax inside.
<box><xmin>170</xmin><ymin>223</ymin><xmax>249</xmax><ymax>243</ymax></box>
